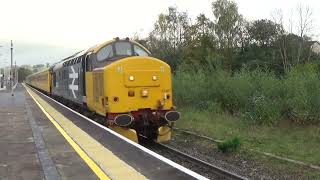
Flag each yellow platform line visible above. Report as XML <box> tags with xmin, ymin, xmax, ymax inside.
<box><xmin>24</xmin><ymin>85</ymin><xmax>110</xmax><ymax>180</ymax></box>
<box><xmin>24</xmin><ymin>84</ymin><xmax>146</xmax><ymax>180</ymax></box>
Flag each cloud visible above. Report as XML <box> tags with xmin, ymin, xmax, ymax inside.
<box><xmin>0</xmin><ymin>40</ymin><xmax>77</xmax><ymax>66</ymax></box>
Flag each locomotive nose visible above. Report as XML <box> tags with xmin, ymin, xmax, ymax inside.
<box><xmin>164</xmin><ymin>111</ymin><xmax>181</xmax><ymax>122</ymax></box>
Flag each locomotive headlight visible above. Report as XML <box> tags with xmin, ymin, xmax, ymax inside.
<box><xmin>141</xmin><ymin>89</ymin><xmax>149</xmax><ymax>97</ymax></box>
<box><xmin>152</xmin><ymin>75</ymin><xmax>157</xmax><ymax>81</ymax></box>
<box><xmin>129</xmin><ymin>75</ymin><xmax>135</xmax><ymax>81</ymax></box>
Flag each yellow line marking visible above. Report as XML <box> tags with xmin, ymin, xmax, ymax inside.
<box><xmin>24</xmin><ymin>84</ymin><xmax>146</xmax><ymax>180</ymax></box>
<box><xmin>24</xmin><ymin>84</ymin><xmax>111</xmax><ymax>180</ymax></box>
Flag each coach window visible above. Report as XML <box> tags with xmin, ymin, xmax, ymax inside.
<box><xmin>97</xmin><ymin>45</ymin><xmax>113</xmax><ymax>61</ymax></box>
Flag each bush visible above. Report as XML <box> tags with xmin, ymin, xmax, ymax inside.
<box><xmin>242</xmin><ymin>70</ymin><xmax>283</xmax><ymax>124</ymax></box>
<box><xmin>218</xmin><ymin>137</ymin><xmax>241</xmax><ymax>153</ymax></box>
<box><xmin>173</xmin><ymin>63</ymin><xmax>320</xmax><ymax>125</ymax></box>
<box><xmin>284</xmin><ymin>64</ymin><xmax>320</xmax><ymax>124</ymax></box>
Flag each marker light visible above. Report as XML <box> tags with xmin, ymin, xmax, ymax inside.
<box><xmin>129</xmin><ymin>75</ymin><xmax>134</xmax><ymax>81</ymax></box>
<box><xmin>152</xmin><ymin>75</ymin><xmax>157</xmax><ymax>81</ymax></box>
<box><xmin>128</xmin><ymin>90</ymin><xmax>135</xmax><ymax>97</ymax></box>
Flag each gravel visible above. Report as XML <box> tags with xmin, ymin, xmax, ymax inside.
<box><xmin>145</xmin><ymin>143</ymin><xmax>228</xmax><ymax>180</ymax></box>
<box><xmin>164</xmin><ymin>131</ymin><xmax>317</xmax><ymax>180</ymax></box>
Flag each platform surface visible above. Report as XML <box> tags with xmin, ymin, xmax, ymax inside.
<box><xmin>0</xmin><ymin>84</ymin><xmax>97</xmax><ymax>180</ymax></box>
<box><xmin>0</xmin><ymin>84</ymin><xmax>205</xmax><ymax>180</ymax></box>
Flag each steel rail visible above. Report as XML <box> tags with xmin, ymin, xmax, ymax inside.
<box><xmin>155</xmin><ymin>142</ymin><xmax>248</xmax><ymax>180</ymax></box>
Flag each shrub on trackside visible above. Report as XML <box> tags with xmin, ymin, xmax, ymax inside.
<box><xmin>218</xmin><ymin>136</ymin><xmax>241</xmax><ymax>153</ymax></box>
<box><xmin>284</xmin><ymin>64</ymin><xmax>320</xmax><ymax>124</ymax></box>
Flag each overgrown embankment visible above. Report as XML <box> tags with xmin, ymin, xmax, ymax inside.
<box><xmin>172</xmin><ymin>64</ymin><xmax>320</xmax><ymax>172</ymax></box>
<box><xmin>174</xmin><ymin>64</ymin><xmax>320</xmax><ymax>125</ymax></box>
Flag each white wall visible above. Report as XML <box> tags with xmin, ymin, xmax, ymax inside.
<box><xmin>311</xmin><ymin>43</ymin><xmax>320</xmax><ymax>54</ymax></box>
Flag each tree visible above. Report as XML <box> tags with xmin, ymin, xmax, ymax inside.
<box><xmin>271</xmin><ymin>9</ymin><xmax>289</xmax><ymax>71</ymax></box>
<box><xmin>180</xmin><ymin>13</ymin><xmax>218</xmax><ymax>69</ymax></box>
<box><xmin>18</xmin><ymin>67</ymin><xmax>33</xmax><ymax>82</ymax></box>
<box><xmin>248</xmin><ymin>19</ymin><xmax>282</xmax><ymax>47</ymax></box>
<box><xmin>296</xmin><ymin>4</ymin><xmax>313</xmax><ymax>63</ymax></box>
<box><xmin>147</xmin><ymin>7</ymin><xmax>190</xmax><ymax>70</ymax></box>
<box><xmin>143</xmin><ymin>2</ymin><xmax>319</xmax><ymax>74</ymax></box>
<box><xmin>212</xmin><ymin>0</ymin><xmax>243</xmax><ymax>70</ymax></box>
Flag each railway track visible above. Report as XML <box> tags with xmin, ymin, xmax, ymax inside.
<box><xmin>173</xmin><ymin>127</ymin><xmax>320</xmax><ymax>171</ymax></box>
<box><xmin>145</xmin><ymin>140</ymin><xmax>248</xmax><ymax>180</ymax></box>
<box><xmin>173</xmin><ymin>127</ymin><xmax>222</xmax><ymax>143</ymax></box>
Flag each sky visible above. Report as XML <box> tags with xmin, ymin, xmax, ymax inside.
<box><xmin>0</xmin><ymin>0</ymin><xmax>319</xmax><ymax>65</ymax></box>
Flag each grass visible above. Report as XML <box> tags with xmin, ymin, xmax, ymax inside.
<box><xmin>172</xmin><ymin>64</ymin><xmax>320</xmax><ymax>178</ymax></box>
<box><xmin>217</xmin><ymin>136</ymin><xmax>241</xmax><ymax>153</ymax></box>
<box><xmin>174</xmin><ymin>106</ymin><xmax>320</xmax><ymax>166</ymax></box>
<box><xmin>173</xmin><ymin>64</ymin><xmax>320</xmax><ymax>125</ymax></box>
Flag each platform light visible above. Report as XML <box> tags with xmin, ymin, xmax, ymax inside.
<box><xmin>129</xmin><ymin>75</ymin><xmax>135</xmax><ymax>81</ymax></box>
<box><xmin>152</xmin><ymin>75</ymin><xmax>157</xmax><ymax>81</ymax></box>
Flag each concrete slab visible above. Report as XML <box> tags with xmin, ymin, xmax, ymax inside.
<box><xmin>0</xmin><ymin>84</ymin><xmax>96</xmax><ymax>180</ymax></box>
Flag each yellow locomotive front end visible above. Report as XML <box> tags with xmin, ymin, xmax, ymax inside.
<box><xmin>105</xmin><ymin>57</ymin><xmax>172</xmax><ymax>113</ymax></box>
<box><xmin>88</xmin><ymin>39</ymin><xmax>180</xmax><ymax>142</ymax></box>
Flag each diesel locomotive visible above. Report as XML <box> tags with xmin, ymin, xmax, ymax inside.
<box><xmin>26</xmin><ymin>38</ymin><xmax>180</xmax><ymax>143</ymax></box>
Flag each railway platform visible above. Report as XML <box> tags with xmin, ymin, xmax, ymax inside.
<box><xmin>0</xmin><ymin>84</ymin><xmax>207</xmax><ymax>180</ymax></box>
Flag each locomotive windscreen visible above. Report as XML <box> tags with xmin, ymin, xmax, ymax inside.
<box><xmin>114</xmin><ymin>42</ymin><xmax>149</xmax><ymax>57</ymax></box>
<box><xmin>97</xmin><ymin>41</ymin><xmax>150</xmax><ymax>62</ymax></box>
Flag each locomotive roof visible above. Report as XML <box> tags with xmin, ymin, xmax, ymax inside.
<box><xmin>50</xmin><ymin>38</ymin><xmax>150</xmax><ymax>71</ymax></box>
<box><xmin>88</xmin><ymin>38</ymin><xmax>150</xmax><ymax>54</ymax></box>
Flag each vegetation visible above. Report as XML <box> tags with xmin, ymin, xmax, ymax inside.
<box><xmin>174</xmin><ymin>107</ymin><xmax>320</xmax><ymax>165</ymax></box>
<box><xmin>138</xmin><ymin>0</ymin><xmax>318</xmax><ymax>74</ymax></box>
<box><xmin>18</xmin><ymin>67</ymin><xmax>33</xmax><ymax>82</ymax></box>
<box><xmin>136</xmin><ymin>0</ymin><xmax>320</xmax><ymax>126</ymax></box>
<box><xmin>174</xmin><ymin>64</ymin><xmax>320</xmax><ymax>125</ymax></box>
<box><xmin>136</xmin><ymin>0</ymin><xmax>320</xmax><ymax>171</ymax></box>
<box><xmin>17</xmin><ymin>64</ymin><xmax>49</xmax><ymax>82</ymax></box>
<box><xmin>217</xmin><ymin>136</ymin><xmax>241</xmax><ymax>153</ymax></box>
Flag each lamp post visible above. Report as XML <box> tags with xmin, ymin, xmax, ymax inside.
<box><xmin>0</xmin><ymin>60</ymin><xmax>8</xmax><ymax>89</ymax></box>
<box><xmin>0</xmin><ymin>45</ymin><xmax>3</xmax><ymax>89</ymax></box>
<box><xmin>10</xmin><ymin>40</ymin><xmax>13</xmax><ymax>90</ymax></box>
<box><xmin>0</xmin><ymin>45</ymin><xmax>2</xmax><ymax>75</ymax></box>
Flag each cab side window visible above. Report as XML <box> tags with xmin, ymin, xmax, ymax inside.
<box><xmin>85</xmin><ymin>54</ymin><xmax>92</xmax><ymax>71</ymax></box>
<box><xmin>53</xmin><ymin>72</ymin><xmax>56</xmax><ymax>87</ymax></box>
<box><xmin>97</xmin><ymin>45</ymin><xmax>113</xmax><ymax>62</ymax></box>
